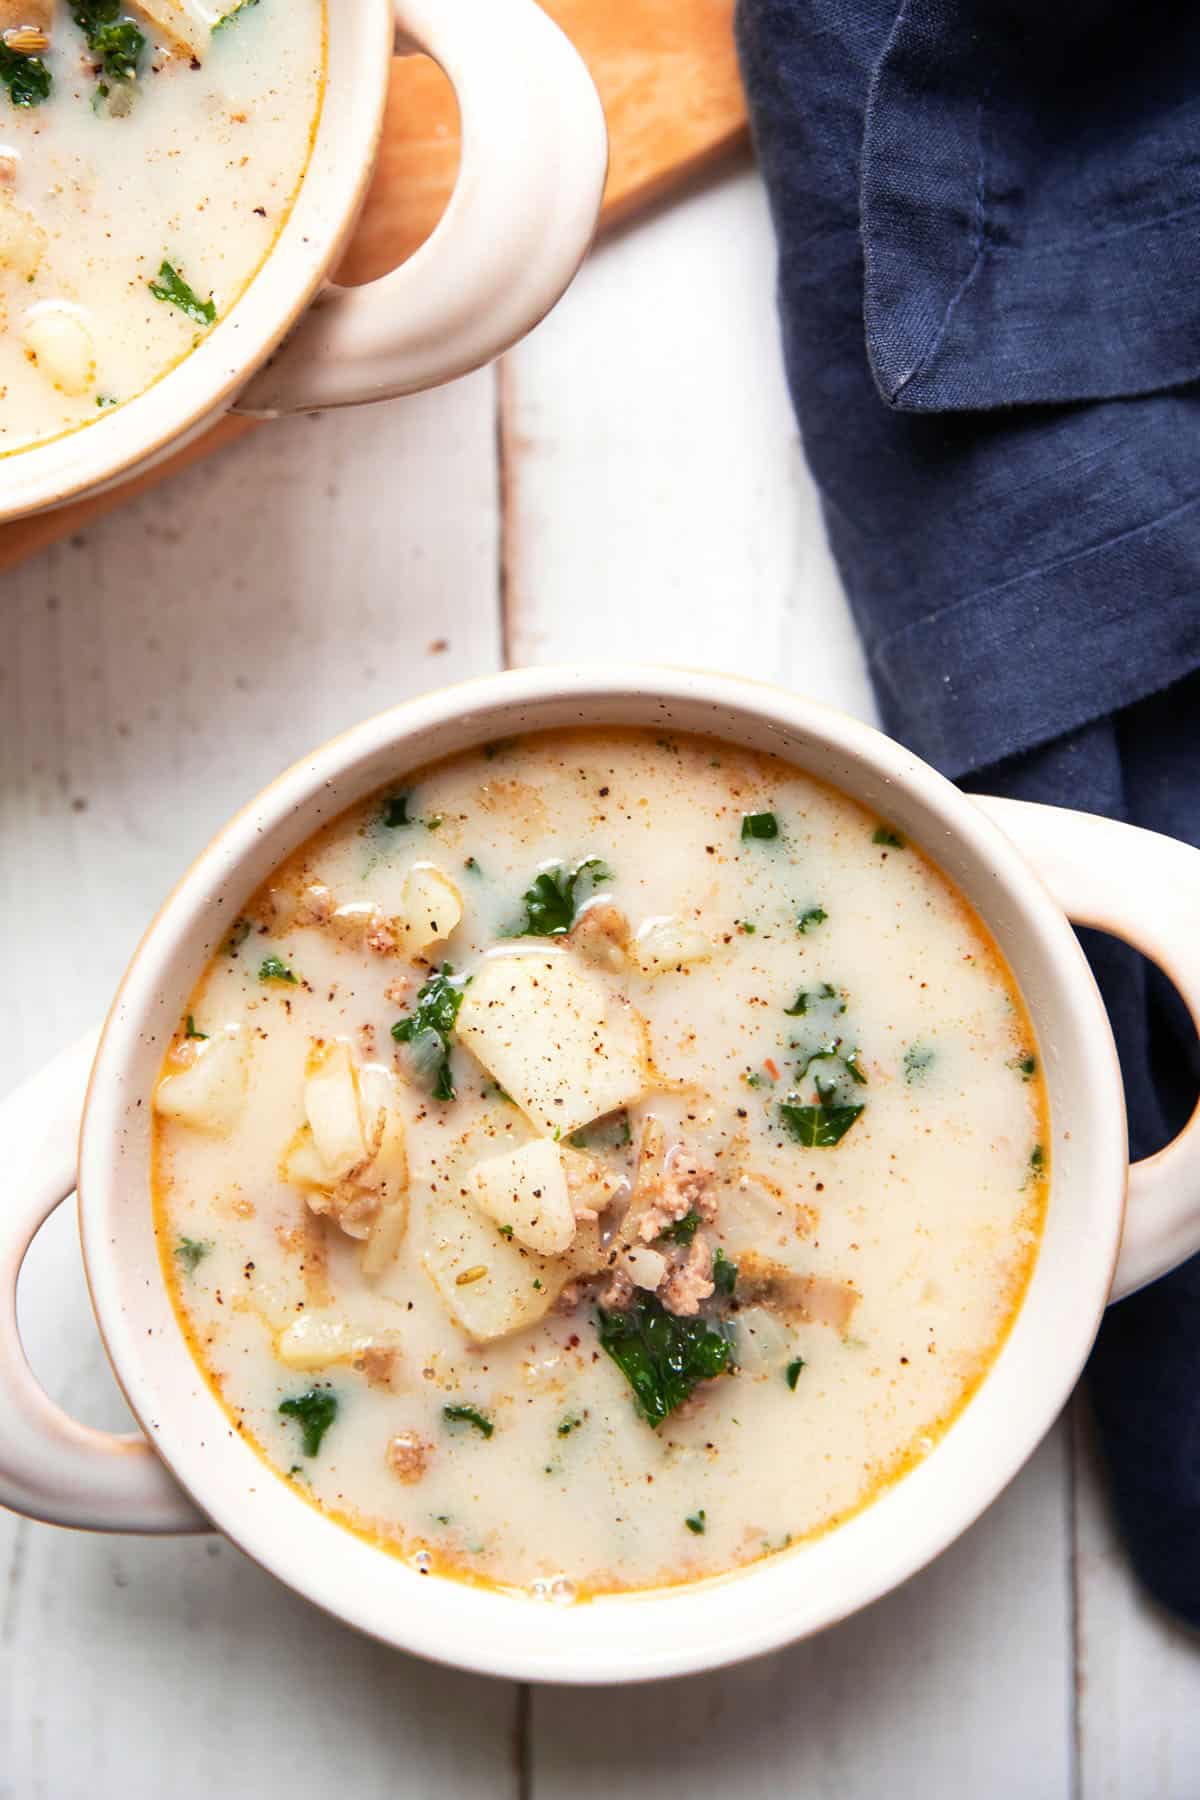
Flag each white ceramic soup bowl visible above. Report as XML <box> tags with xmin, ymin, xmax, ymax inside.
<box><xmin>0</xmin><ymin>0</ymin><xmax>607</xmax><ymax>523</ymax></box>
<box><xmin>3</xmin><ymin>665</ymin><xmax>1200</xmax><ymax>1684</ymax></box>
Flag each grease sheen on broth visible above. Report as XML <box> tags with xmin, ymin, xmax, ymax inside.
<box><xmin>153</xmin><ymin>729</ymin><xmax>1049</xmax><ymax>1597</ymax></box>
<box><xmin>0</xmin><ymin>0</ymin><xmax>325</xmax><ymax>453</ymax></box>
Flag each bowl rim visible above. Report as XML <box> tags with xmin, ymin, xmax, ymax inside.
<box><xmin>77</xmin><ymin>665</ymin><xmax>1127</xmax><ymax>1682</ymax></box>
<box><xmin>0</xmin><ymin>0</ymin><xmax>391</xmax><ymax>524</ymax></box>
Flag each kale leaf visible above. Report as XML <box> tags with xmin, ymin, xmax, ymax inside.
<box><xmin>279</xmin><ymin>1387</ymin><xmax>337</xmax><ymax>1457</ymax></box>
<box><xmin>149</xmin><ymin>259</ymin><xmax>217</xmax><ymax>328</ymax></box>
<box><xmin>514</xmin><ymin>856</ymin><xmax>610</xmax><ymax>936</ymax></box>
<box><xmin>0</xmin><ymin>44</ymin><xmax>51</xmax><ymax>106</ymax></box>
<box><xmin>778</xmin><ymin>1100</ymin><xmax>864</xmax><ymax>1148</ymax></box>
<box><xmin>391</xmin><ymin>963</ymin><xmax>467</xmax><ymax>1102</ymax></box>
<box><xmin>595</xmin><ymin>1294</ymin><xmax>733</xmax><ymax>1428</ymax></box>
<box><xmin>443</xmin><ymin>1402</ymin><xmax>494</xmax><ymax>1438</ymax></box>
<box><xmin>174</xmin><ymin>1236</ymin><xmax>212</xmax><ymax>1275</ymax></box>
<box><xmin>70</xmin><ymin>2</ymin><xmax>145</xmax><ymax>83</ymax></box>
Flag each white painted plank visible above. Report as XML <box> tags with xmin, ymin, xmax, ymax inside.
<box><xmin>530</xmin><ymin>1433</ymin><xmax>1073</xmax><ymax>1800</ymax></box>
<box><xmin>1074</xmin><ymin>1404</ymin><xmax>1200</xmax><ymax>1799</ymax></box>
<box><xmin>504</xmin><ymin>170</ymin><xmax>1075</xmax><ymax>1794</ymax></box>
<box><xmin>501</xmin><ymin>168</ymin><xmax>876</xmax><ymax>722</ymax></box>
<box><xmin>0</xmin><ymin>373</ymin><xmax>515</xmax><ymax>1799</ymax></box>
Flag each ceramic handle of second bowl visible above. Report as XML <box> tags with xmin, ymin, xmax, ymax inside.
<box><xmin>235</xmin><ymin>0</ymin><xmax>608</xmax><ymax>415</ymax></box>
<box><xmin>975</xmin><ymin>795</ymin><xmax>1200</xmax><ymax>1301</ymax></box>
<box><xmin>0</xmin><ymin>1031</ymin><xmax>207</xmax><ymax>1533</ymax></box>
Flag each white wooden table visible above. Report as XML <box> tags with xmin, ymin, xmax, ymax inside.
<box><xmin>2</xmin><ymin>165</ymin><xmax>1197</xmax><ymax>1799</ymax></box>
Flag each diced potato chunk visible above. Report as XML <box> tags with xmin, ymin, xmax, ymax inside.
<box><xmin>135</xmin><ymin>0</ymin><xmax>211</xmax><ymax>57</ymax></box>
<box><xmin>423</xmin><ymin>1182</ymin><xmax>568</xmax><ymax>1342</ymax></box>
<box><xmin>456</xmin><ymin>952</ymin><xmax>652</xmax><ymax>1136</ymax></box>
<box><xmin>275</xmin><ymin>1311</ymin><xmax>403</xmax><ymax>1372</ymax></box>
<box><xmin>469</xmin><ymin>1140</ymin><xmax>575</xmax><ymax>1256</ymax></box>
<box><xmin>397</xmin><ymin>863</ymin><xmax>462</xmax><ymax>956</ymax></box>
<box><xmin>623</xmin><ymin>1245</ymin><xmax>667</xmax><ymax>1291</ymax></box>
<box><xmin>0</xmin><ymin>196</ymin><xmax>46</xmax><ymax>280</ymax></box>
<box><xmin>633</xmin><ymin>915</ymin><xmax>713</xmax><ymax>973</ymax></box>
<box><xmin>23</xmin><ymin>304</ymin><xmax>95</xmax><ymax>396</ymax></box>
<box><xmin>303</xmin><ymin>1041</ymin><xmax>367</xmax><ymax>1177</ymax></box>
<box><xmin>154</xmin><ymin>1026</ymin><xmax>247</xmax><ymax>1134</ymax></box>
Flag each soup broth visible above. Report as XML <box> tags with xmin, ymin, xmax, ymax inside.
<box><xmin>153</xmin><ymin>729</ymin><xmax>1048</xmax><ymax>1597</ymax></box>
<box><xmin>0</xmin><ymin>0</ymin><xmax>324</xmax><ymax>453</ymax></box>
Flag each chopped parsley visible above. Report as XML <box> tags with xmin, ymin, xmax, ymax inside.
<box><xmin>174</xmin><ymin>1236</ymin><xmax>212</xmax><ymax>1275</ymax></box>
<box><xmin>595</xmin><ymin>1294</ymin><xmax>733</xmax><ymax>1429</ymax></box>
<box><xmin>0</xmin><ymin>44</ymin><xmax>51</xmax><ymax>106</ymax></box>
<box><xmin>785</xmin><ymin>1356</ymin><xmax>805</xmax><ymax>1390</ymax></box>
<box><xmin>741</xmin><ymin>812</ymin><xmax>779</xmax><ymax>841</ymax></box>
<box><xmin>557</xmin><ymin>1413</ymin><xmax>584</xmax><ymax>1438</ymax></box>
<box><xmin>149</xmin><ymin>260</ymin><xmax>216</xmax><ymax>328</ymax></box>
<box><xmin>872</xmin><ymin>824</ymin><xmax>905</xmax><ymax>849</ymax></box>
<box><xmin>184</xmin><ymin>1015</ymin><xmax>207</xmax><ymax>1040</ymax></box>
<box><xmin>443</xmin><ymin>1402</ymin><xmax>494</xmax><ymax>1438</ymax></box>
<box><xmin>214</xmin><ymin>0</ymin><xmax>261</xmax><ymax>27</ymax></box>
<box><xmin>513</xmin><ymin>856</ymin><xmax>610</xmax><ymax>937</ymax></box>
<box><xmin>712</xmin><ymin>1248</ymin><xmax>737</xmax><ymax>1298</ymax></box>
<box><xmin>258</xmin><ymin>955</ymin><xmax>297</xmax><ymax>984</ymax></box>
<box><xmin>224</xmin><ymin>918</ymin><xmax>252</xmax><ymax>956</ymax></box>
<box><xmin>903</xmin><ymin>1044</ymin><xmax>935</xmax><ymax>1084</ymax></box>
<box><xmin>778</xmin><ymin>1100</ymin><xmax>864</xmax><ymax>1148</ymax></box>
<box><xmin>381</xmin><ymin>792</ymin><xmax>412</xmax><ymax>828</ymax></box>
<box><xmin>71</xmin><ymin>2</ymin><xmax>146</xmax><ymax>84</ymax></box>
<box><xmin>278</xmin><ymin>1388</ymin><xmax>338</xmax><ymax>1457</ymax></box>
<box><xmin>797</xmin><ymin>906</ymin><xmax>827</xmax><ymax>934</ymax></box>
<box><xmin>391</xmin><ymin>963</ymin><xmax>467</xmax><ymax>1102</ymax></box>
<box><xmin>659</xmin><ymin>1209</ymin><xmax>701</xmax><ymax>1246</ymax></box>
<box><xmin>684</xmin><ymin>1510</ymin><xmax>707</xmax><ymax>1535</ymax></box>
<box><xmin>784</xmin><ymin>981</ymin><xmax>844</xmax><ymax>1018</ymax></box>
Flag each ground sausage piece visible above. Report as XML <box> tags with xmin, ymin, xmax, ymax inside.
<box><xmin>356</xmin><ymin>1345</ymin><xmax>398</xmax><ymax>1389</ymax></box>
<box><xmin>386</xmin><ymin>1431</ymin><xmax>432</xmax><ymax>1483</ymax></box>
<box><xmin>659</xmin><ymin>1234</ymin><xmax>715</xmax><ymax>1317</ymax></box>
<box><xmin>636</xmin><ymin>1146</ymin><xmax>718</xmax><ymax>1243</ymax></box>
<box><xmin>570</xmin><ymin>902</ymin><xmax>631</xmax><ymax>972</ymax></box>
<box><xmin>600</xmin><ymin>1265</ymin><xmax>635</xmax><ymax>1310</ymax></box>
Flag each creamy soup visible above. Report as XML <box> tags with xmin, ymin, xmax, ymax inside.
<box><xmin>153</xmin><ymin>730</ymin><xmax>1048</xmax><ymax>1598</ymax></box>
<box><xmin>0</xmin><ymin>0</ymin><xmax>324</xmax><ymax>453</ymax></box>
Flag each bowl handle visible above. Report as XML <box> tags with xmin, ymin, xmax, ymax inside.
<box><xmin>975</xmin><ymin>796</ymin><xmax>1200</xmax><ymax>1301</ymax></box>
<box><xmin>0</xmin><ymin>1031</ymin><xmax>207</xmax><ymax>1532</ymax></box>
<box><xmin>233</xmin><ymin>0</ymin><xmax>608</xmax><ymax>416</ymax></box>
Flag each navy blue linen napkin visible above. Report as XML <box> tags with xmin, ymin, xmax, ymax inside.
<box><xmin>736</xmin><ymin>0</ymin><xmax>1200</xmax><ymax>1626</ymax></box>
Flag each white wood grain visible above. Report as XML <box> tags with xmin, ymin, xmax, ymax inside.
<box><xmin>1074</xmin><ymin>1404</ymin><xmax>1200</xmax><ymax>1799</ymax></box>
<box><xmin>503</xmin><ymin>168</ymin><xmax>1076</xmax><ymax>1795</ymax></box>
<box><xmin>501</xmin><ymin>169</ymin><xmax>875</xmax><ymax>720</ymax></box>
<box><xmin>0</xmin><ymin>373</ymin><xmax>517</xmax><ymax>1800</ymax></box>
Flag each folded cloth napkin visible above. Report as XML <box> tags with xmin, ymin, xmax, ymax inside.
<box><xmin>736</xmin><ymin>0</ymin><xmax>1200</xmax><ymax>1626</ymax></box>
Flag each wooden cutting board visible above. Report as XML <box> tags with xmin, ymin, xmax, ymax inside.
<box><xmin>0</xmin><ymin>0</ymin><xmax>746</xmax><ymax>574</ymax></box>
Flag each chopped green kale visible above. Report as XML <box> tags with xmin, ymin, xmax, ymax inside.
<box><xmin>684</xmin><ymin>1510</ymin><xmax>707</xmax><ymax>1535</ymax></box>
<box><xmin>903</xmin><ymin>1044</ymin><xmax>935</xmax><ymax>1084</ymax></box>
<box><xmin>184</xmin><ymin>1015</ymin><xmax>208</xmax><ymax>1040</ymax></box>
<box><xmin>0</xmin><ymin>44</ymin><xmax>51</xmax><ymax>106</ymax></box>
<box><xmin>785</xmin><ymin>1356</ymin><xmax>805</xmax><ymax>1390</ymax></box>
<box><xmin>258</xmin><ymin>955</ymin><xmax>297</xmax><ymax>984</ymax></box>
<box><xmin>659</xmin><ymin>1208</ymin><xmax>701</xmax><ymax>1246</ymax></box>
<box><xmin>1030</xmin><ymin>1143</ymin><xmax>1046</xmax><ymax>1174</ymax></box>
<box><xmin>148</xmin><ymin>260</ymin><xmax>216</xmax><ymax>328</ymax></box>
<box><xmin>872</xmin><ymin>824</ymin><xmax>905</xmax><ymax>849</ymax></box>
<box><xmin>214</xmin><ymin>0</ymin><xmax>261</xmax><ymax>28</ymax></box>
<box><xmin>595</xmin><ymin>1294</ymin><xmax>733</xmax><ymax>1428</ymax></box>
<box><xmin>279</xmin><ymin>1388</ymin><xmax>337</xmax><ymax>1457</ymax></box>
<box><xmin>391</xmin><ymin>963</ymin><xmax>467</xmax><ymax>1102</ymax></box>
<box><xmin>784</xmin><ymin>981</ymin><xmax>844</xmax><ymax>1018</ymax></box>
<box><xmin>778</xmin><ymin>1100</ymin><xmax>864</xmax><ymax>1148</ymax></box>
<box><xmin>380</xmin><ymin>792</ymin><xmax>412</xmax><ymax>828</ymax></box>
<box><xmin>570</xmin><ymin>1111</ymin><xmax>632</xmax><ymax>1152</ymax></box>
<box><xmin>174</xmin><ymin>1236</ymin><xmax>212</xmax><ymax>1275</ymax></box>
<box><xmin>712</xmin><ymin>1248</ymin><xmax>737</xmax><ymax>1298</ymax></box>
<box><xmin>557</xmin><ymin>1412</ymin><xmax>584</xmax><ymax>1438</ymax></box>
<box><xmin>1012</xmin><ymin>1052</ymin><xmax>1037</xmax><ymax>1080</ymax></box>
<box><xmin>224</xmin><ymin>918</ymin><xmax>252</xmax><ymax>956</ymax></box>
<box><xmin>443</xmin><ymin>1402</ymin><xmax>494</xmax><ymax>1438</ymax></box>
<box><xmin>513</xmin><ymin>856</ymin><xmax>610</xmax><ymax>936</ymax></box>
<box><xmin>797</xmin><ymin>906</ymin><xmax>827</xmax><ymax>933</ymax></box>
<box><xmin>70</xmin><ymin>2</ymin><xmax>146</xmax><ymax>84</ymax></box>
<box><xmin>741</xmin><ymin>812</ymin><xmax>779</xmax><ymax>841</ymax></box>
